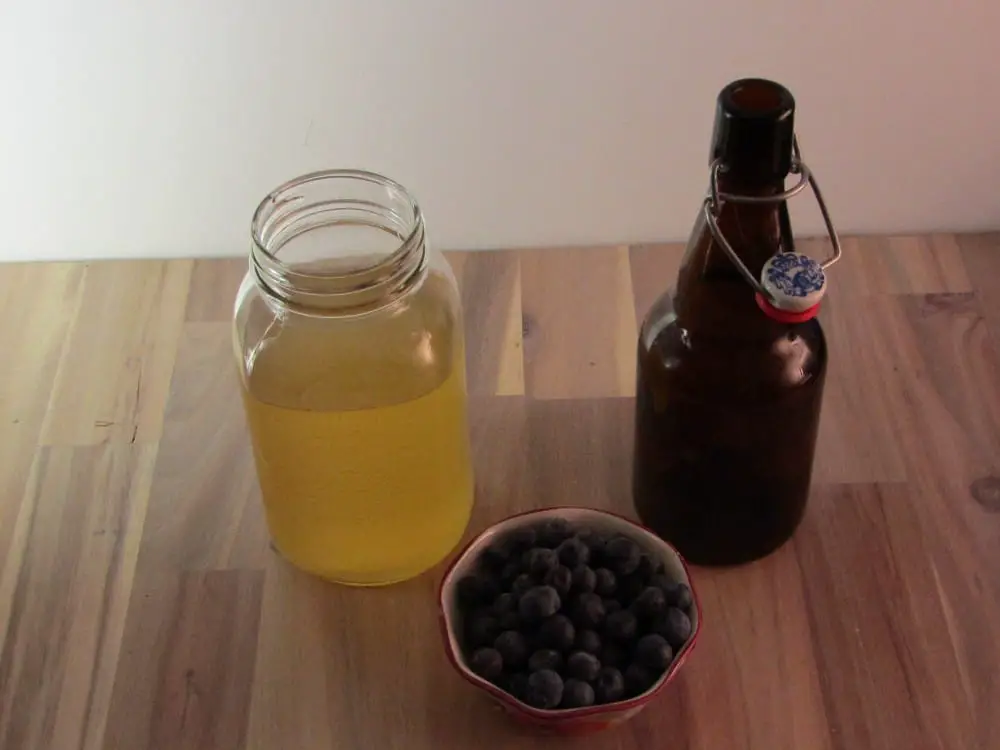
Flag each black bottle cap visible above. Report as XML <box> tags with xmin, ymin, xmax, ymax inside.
<box><xmin>710</xmin><ymin>78</ymin><xmax>795</xmax><ymax>182</ymax></box>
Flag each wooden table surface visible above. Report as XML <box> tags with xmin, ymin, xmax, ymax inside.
<box><xmin>1</xmin><ymin>234</ymin><xmax>999</xmax><ymax>750</ymax></box>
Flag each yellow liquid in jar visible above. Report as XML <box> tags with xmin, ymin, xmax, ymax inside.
<box><xmin>240</xmin><ymin>288</ymin><xmax>474</xmax><ymax>585</ymax></box>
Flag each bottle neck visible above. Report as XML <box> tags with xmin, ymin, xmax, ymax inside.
<box><xmin>250</xmin><ymin>170</ymin><xmax>427</xmax><ymax>314</ymax></box>
<box><xmin>703</xmin><ymin>174</ymin><xmax>785</xmax><ymax>280</ymax></box>
<box><xmin>672</xmin><ymin>173</ymin><xmax>787</xmax><ymax>327</ymax></box>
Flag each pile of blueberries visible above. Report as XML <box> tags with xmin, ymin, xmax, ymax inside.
<box><xmin>454</xmin><ymin>517</ymin><xmax>694</xmax><ymax>710</ymax></box>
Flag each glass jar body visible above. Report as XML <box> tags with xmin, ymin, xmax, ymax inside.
<box><xmin>234</xmin><ymin>171</ymin><xmax>474</xmax><ymax>585</ymax></box>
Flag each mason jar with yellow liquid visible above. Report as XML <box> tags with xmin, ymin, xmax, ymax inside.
<box><xmin>234</xmin><ymin>170</ymin><xmax>474</xmax><ymax>586</ymax></box>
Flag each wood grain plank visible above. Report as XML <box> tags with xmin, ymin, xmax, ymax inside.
<box><xmin>244</xmin><ymin>558</ymin><xmax>337</xmax><ymax>750</ymax></box>
<box><xmin>138</xmin><ymin>323</ymin><xmax>267</xmax><ymax>572</ymax></box>
<box><xmin>813</xmin><ymin>240</ymin><xmax>980</xmax><ymax>483</ymax></box>
<box><xmin>103</xmin><ymin>570</ymin><xmax>263</xmax><ymax>750</ymax></box>
<box><xmin>678</xmin><ymin>546</ymin><xmax>832</xmax><ymax>750</ymax></box>
<box><xmin>445</xmin><ymin>251</ymin><xmax>524</xmax><ymax>396</ymax></box>
<box><xmin>875</xmin><ymin>292</ymin><xmax>1000</xmax><ymax>613</ymax></box>
<box><xmin>520</xmin><ymin>246</ymin><xmax>637</xmax><ymax>399</ymax></box>
<box><xmin>795</xmin><ymin>483</ymin><xmax>989</xmax><ymax>750</ymax></box>
<box><xmin>0</xmin><ymin>263</ymin><xmax>85</xmax><ymax>430</ymax></box>
<box><xmin>0</xmin><ymin>262</ymin><xmax>84</xmax><ymax>579</ymax></box>
<box><xmin>957</xmin><ymin>232</ymin><xmax>1000</xmax><ymax>344</ymax></box>
<box><xmin>798</xmin><ymin>234</ymin><xmax>972</xmax><ymax>298</ymax></box>
<box><xmin>247</xmin><ymin>550</ymin><xmax>583</xmax><ymax>750</ymax></box>
<box><xmin>40</xmin><ymin>260</ymin><xmax>192</xmax><ymax>446</ymax></box>
<box><xmin>809</xmin><ymin>288</ymin><xmax>1000</xmax><ymax>747</ymax></box>
<box><xmin>0</xmin><ymin>444</ymin><xmax>155</xmax><ymax>750</ymax></box>
<box><xmin>910</xmin><ymin>480</ymin><xmax>1000</xmax><ymax>750</ymax></box>
<box><xmin>185</xmin><ymin>259</ymin><xmax>247</xmax><ymax>322</ymax></box>
<box><xmin>468</xmin><ymin>397</ymin><xmax>635</xmax><ymax>532</ymax></box>
<box><xmin>812</xmin><ymin>291</ymin><xmax>909</xmax><ymax>483</ymax></box>
<box><xmin>889</xmin><ymin>293</ymin><xmax>1000</xmax><ymax>477</ymax></box>
<box><xmin>520</xmin><ymin>398</ymin><xmax>635</xmax><ymax>514</ymax></box>
<box><xmin>465</xmin><ymin>397</ymin><xmax>530</xmax><ymax>532</ymax></box>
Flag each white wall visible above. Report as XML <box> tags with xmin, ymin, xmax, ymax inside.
<box><xmin>1</xmin><ymin>1</ymin><xmax>998</xmax><ymax>262</ymax></box>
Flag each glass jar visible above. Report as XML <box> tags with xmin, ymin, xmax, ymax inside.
<box><xmin>234</xmin><ymin>170</ymin><xmax>474</xmax><ymax>586</ymax></box>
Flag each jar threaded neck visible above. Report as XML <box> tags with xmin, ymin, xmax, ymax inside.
<box><xmin>250</xmin><ymin>169</ymin><xmax>426</xmax><ymax>312</ymax></box>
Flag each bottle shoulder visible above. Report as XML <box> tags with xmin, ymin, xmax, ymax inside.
<box><xmin>638</xmin><ymin>285</ymin><xmax>827</xmax><ymax>395</ymax></box>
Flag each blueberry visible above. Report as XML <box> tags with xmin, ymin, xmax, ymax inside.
<box><xmin>635</xmin><ymin>633</ymin><xmax>673</xmax><ymax>672</ymax></box>
<box><xmin>456</xmin><ymin>574</ymin><xmax>497</xmax><ymax>608</ymax></box>
<box><xmin>523</xmin><ymin>548</ymin><xmax>560</xmax><ymax>577</ymax></box>
<box><xmin>543</xmin><ymin>565</ymin><xmax>573</xmax><ymax>599</ymax></box>
<box><xmin>593</xmin><ymin>667</ymin><xmax>625</xmax><ymax>704</ymax></box>
<box><xmin>635</xmin><ymin>553</ymin><xmax>656</xmax><ymax>582</ymax></box>
<box><xmin>565</xmin><ymin>651</ymin><xmax>601</xmax><ymax>682</ymax></box>
<box><xmin>624</xmin><ymin>663</ymin><xmax>657</xmax><ymax>697</ymax></box>
<box><xmin>653</xmin><ymin>607</ymin><xmax>692</xmax><ymax>649</ymax></box>
<box><xmin>617</xmin><ymin>574</ymin><xmax>645</xmax><ymax>605</ymax></box>
<box><xmin>496</xmin><ymin>610</ymin><xmax>521</xmax><ymax>631</ymax></box>
<box><xmin>528</xmin><ymin>649</ymin><xmax>564</xmax><ymax>673</ymax></box>
<box><xmin>570</xmin><ymin>592</ymin><xmax>606</xmax><ymax>630</ymax></box>
<box><xmin>570</xmin><ymin>565</ymin><xmax>597</xmax><ymax>594</ymax></box>
<box><xmin>556</xmin><ymin>537</ymin><xmax>590</xmax><ymax>568</ymax></box>
<box><xmin>574</xmin><ymin>628</ymin><xmax>602</xmax><ymax>655</ymax></box>
<box><xmin>578</xmin><ymin>529</ymin><xmax>609</xmax><ymax>565</ymax></box>
<box><xmin>526</xmin><ymin>669</ymin><xmax>564</xmax><ymax>709</ymax></box>
<box><xmin>507</xmin><ymin>526</ymin><xmax>538</xmax><ymax>552</ymax></box>
<box><xmin>604</xmin><ymin>609</ymin><xmax>638</xmax><ymax>643</ymax></box>
<box><xmin>651</xmin><ymin>577</ymin><xmax>694</xmax><ymax>611</ymax></box>
<box><xmin>603</xmin><ymin>598</ymin><xmax>622</xmax><ymax>615</ymax></box>
<box><xmin>649</xmin><ymin>573</ymin><xmax>672</xmax><ymax>594</ymax></box>
<box><xmin>493</xmin><ymin>592</ymin><xmax>516</xmax><ymax>614</ymax></box>
<box><xmin>465</xmin><ymin>610</ymin><xmax>500</xmax><ymax>648</ymax></box>
<box><xmin>500</xmin><ymin>561</ymin><xmax>522</xmax><ymax>589</ymax></box>
<box><xmin>519</xmin><ymin>585</ymin><xmax>561</xmax><ymax>623</ymax></box>
<box><xmin>669</xmin><ymin>583</ymin><xmax>694</xmax><ymax>611</ymax></box>
<box><xmin>480</xmin><ymin>541</ymin><xmax>513</xmax><ymax>570</ymax></box>
<box><xmin>494</xmin><ymin>630</ymin><xmax>529</xmax><ymax>670</ymax></box>
<box><xmin>632</xmin><ymin>586</ymin><xmax>667</xmax><ymax>619</ymax></box>
<box><xmin>537</xmin><ymin>614</ymin><xmax>576</xmax><ymax>652</ymax></box>
<box><xmin>504</xmin><ymin>672</ymin><xmax>530</xmax><ymax>702</ymax></box>
<box><xmin>600</xmin><ymin>642</ymin><xmax>628</xmax><ymax>670</ymax></box>
<box><xmin>575</xmin><ymin>526</ymin><xmax>600</xmax><ymax>546</ymax></box>
<box><xmin>512</xmin><ymin>573</ymin><xmax>535</xmax><ymax>598</ymax></box>
<box><xmin>469</xmin><ymin>647</ymin><xmax>503</xmax><ymax>681</ymax></box>
<box><xmin>561</xmin><ymin>679</ymin><xmax>595</xmax><ymax>708</ymax></box>
<box><xmin>604</xmin><ymin>536</ymin><xmax>641</xmax><ymax>576</ymax></box>
<box><xmin>594</xmin><ymin>568</ymin><xmax>617</xmax><ymax>597</ymax></box>
<box><xmin>537</xmin><ymin>518</ymin><xmax>573</xmax><ymax>548</ymax></box>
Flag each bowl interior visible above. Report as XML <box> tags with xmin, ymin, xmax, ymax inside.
<box><xmin>439</xmin><ymin>507</ymin><xmax>700</xmax><ymax>718</ymax></box>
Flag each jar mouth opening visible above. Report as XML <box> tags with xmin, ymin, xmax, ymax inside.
<box><xmin>250</xmin><ymin>169</ymin><xmax>423</xmax><ymax>280</ymax></box>
<box><xmin>249</xmin><ymin>170</ymin><xmax>428</xmax><ymax>311</ymax></box>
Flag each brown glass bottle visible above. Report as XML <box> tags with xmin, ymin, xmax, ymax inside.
<box><xmin>633</xmin><ymin>79</ymin><xmax>828</xmax><ymax>566</ymax></box>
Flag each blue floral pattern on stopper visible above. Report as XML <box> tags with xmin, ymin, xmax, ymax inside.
<box><xmin>760</xmin><ymin>253</ymin><xmax>827</xmax><ymax>312</ymax></box>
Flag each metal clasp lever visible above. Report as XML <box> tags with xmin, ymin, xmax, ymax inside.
<box><xmin>702</xmin><ymin>136</ymin><xmax>842</xmax><ymax>303</ymax></box>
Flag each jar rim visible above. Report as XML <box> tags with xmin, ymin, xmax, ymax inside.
<box><xmin>249</xmin><ymin>169</ymin><xmax>427</xmax><ymax>312</ymax></box>
<box><xmin>250</xmin><ymin>168</ymin><xmax>423</xmax><ymax>279</ymax></box>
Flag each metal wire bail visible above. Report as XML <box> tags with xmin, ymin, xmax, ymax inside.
<box><xmin>703</xmin><ymin>136</ymin><xmax>842</xmax><ymax>302</ymax></box>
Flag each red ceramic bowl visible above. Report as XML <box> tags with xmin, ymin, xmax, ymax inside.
<box><xmin>438</xmin><ymin>507</ymin><xmax>701</xmax><ymax>734</ymax></box>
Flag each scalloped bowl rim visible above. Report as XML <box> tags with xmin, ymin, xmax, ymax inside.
<box><xmin>438</xmin><ymin>507</ymin><xmax>702</xmax><ymax>722</ymax></box>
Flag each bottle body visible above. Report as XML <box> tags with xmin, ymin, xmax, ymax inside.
<box><xmin>633</xmin><ymin>79</ymin><xmax>829</xmax><ymax>565</ymax></box>
<box><xmin>234</xmin><ymin>171</ymin><xmax>474</xmax><ymax>585</ymax></box>
<box><xmin>633</xmin><ymin>214</ymin><xmax>827</xmax><ymax>565</ymax></box>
